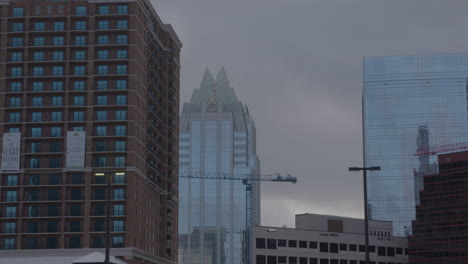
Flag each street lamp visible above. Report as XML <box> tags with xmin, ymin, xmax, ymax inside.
<box><xmin>95</xmin><ymin>172</ymin><xmax>111</xmax><ymax>264</ymax></box>
<box><xmin>348</xmin><ymin>166</ymin><xmax>380</xmax><ymax>264</ymax></box>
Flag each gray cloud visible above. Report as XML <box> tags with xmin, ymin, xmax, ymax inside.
<box><xmin>153</xmin><ymin>0</ymin><xmax>468</xmax><ymax>227</ymax></box>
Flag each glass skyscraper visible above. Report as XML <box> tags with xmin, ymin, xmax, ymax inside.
<box><xmin>363</xmin><ymin>54</ymin><xmax>468</xmax><ymax>236</ymax></box>
<box><xmin>179</xmin><ymin>68</ymin><xmax>260</xmax><ymax>264</ymax></box>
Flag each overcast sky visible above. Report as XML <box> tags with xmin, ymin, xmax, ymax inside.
<box><xmin>152</xmin><ymin>0</ymin><xmax>468</xmax><ymax>227</ymax></box>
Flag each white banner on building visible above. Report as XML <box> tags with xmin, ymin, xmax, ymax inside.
<box><xmin>66</xmin><ymin>131</ymin><xmax>86</xmax><ymax>170</ymax></box>
<box><xmin>1</xmin><ymin>132</ymin><xmax>21</xmax><ymax>173</ymax></box>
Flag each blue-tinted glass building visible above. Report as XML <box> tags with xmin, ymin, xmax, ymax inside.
<box><xmin>179</xmin><ymin>68</ymin><xmax>260</xmax><ymax>264</ymax></box>
<box><xmin>363</xmin><ymin>54</ymin><xmax>468</xmax><ymax>236</ymax></box>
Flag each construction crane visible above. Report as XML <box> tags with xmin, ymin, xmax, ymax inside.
<box><xmin>179</xmin><ymin>171</ymin><xmax>297</xmax><ymax>264</ymax></box>
<box><xmin>415</xmin><ymin>141</ymin><xmax>468</xmax><ymax>156</ymax></box>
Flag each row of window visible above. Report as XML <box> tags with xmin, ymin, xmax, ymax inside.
<box><xmin>256</xmin><ymin>238</ymin><xmax>407</xmax><ymax>256</ymax></box>
<box><xmin>9</xmin><ymin>49</ymin><xmax>128</xmax><ymax>62</ymax></box>
<box><xmin>3</xmin><ymin>189</ymin><xmax>127</xmax><ymax>204</ymax></box>
<box><xmin>3</xmin><ymin>235</ymin><xmax>124</xmax><ymax>250</ymax></box>
<box><xmin>11</xmin><ymin>5</ymin><xmax>129</xmax><ymax>17</ymax></box>
<box><xmin>8</xmin><ymin>64</ymin><xmax>128</xmax><ymax>77</ymax></box>
<box><xmin>8</xmin><ymin>110</ymin><xmax>127</xmax><ymax>122</ymax></box>
<box><xmin>256</xmin><ymin>255</ymin><xmax>405</xmax><ymax>264</ymax></box>
<box><xmin>9</xmin><ymin>20</ymin><xmax>128</xmax><ymax>32</ymax></box>
<box><xmin>8</xmin><ymin>79</ymin><xmax>128</xmax><ymax>92</ymax></box>
<box><xmin>3</xmin><ymin>218</ymin><xmax>125</xmax><ymax>234</ymax></box>
<box><xmin>3</xmin><ymin>172</ymin><xmax>125</xmax><ymax>186</ymax></box>
<box><xmin>27</xmin><ymin>156</ymin><xmax>126</xmax><ymax>169</ymax></box>
<box><xmin>4</xmin><ymin>125</ymin><xmax>126</xmax><ymax>138</ymax></box>
<box><xmin>9</xmin><ymin>35</ymin><xmax>128</xmax><ymax>46</ymax></box>
<box><xmin>8</xmin><ymin>93</ymin><xmax>127</xmax><ymax>109</ymax></box>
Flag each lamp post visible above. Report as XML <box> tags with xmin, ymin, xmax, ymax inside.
<box><xmin>348</xmin><ymin>166</ymin><xmax>380</xmax><ymax>264</ymax></box>
<box><xmin>95</xmin><ymin>172</ymin><xmax>111</xmax><ymax>264</ymax></box>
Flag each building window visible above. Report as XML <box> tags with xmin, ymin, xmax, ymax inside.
<box><xmin>50</xmin><ymin>127</ymin><xmax>62</xmax><ymax>137</ymax></box>
<box><xmin>74</xmin><ymin>66</ymin><xmax>85</xmax><ymax>75</ymax></box>
<box><xmin>29</xmin><ymin>190</ymin><xmax>39</xmax><ymax>201</ymax></box>
<box><xmin>70</xmin><ymin>205</ymin><xmax>81</xmax><ymax>216</ymax></box>
<box><xmin>51</xmin><ymin>112</ymin><xmax>62</xmax><ymax>122</ymax></box>
<box><xmin>30</xmin><ymin>158</ymin><xmax>40</xmax><ymax>168</ymax></box>
<box><xmin>115</xmin><ymin>125</ymin><xmax>126</xmax><ymax>136</ymax></box>
<box><xmin>9</xmin><ymin>112</ymin><xmax>20</xmax><ymax>123</ymax></box>
<box><xmin>34</xmin><ymin>37</ymin><xmax>45</xmax><ymax>46</ymax></box>
<box><xmin>73</xmin><ymin>96</ymin><xmax>84</xmax><ymax>106</ymax></box>
<box><xmin>113</xmin><ymin>204</ymin><xmax>124</xmax><ymax>216</ymax></box>
<box><xmin>116</xmin><ymin>65</ymin><xmax>127</xmax><ymax>74</ymax></box>
<box><xmin>75</xmin><ymin>6</ymin><xmax>86</xmax><ymax>16</ymax></box>
<box><xmin>70</xmin><ymin>174</ymin><xmax>83</xmax><ymax>184</ymax></box>
<box><xmin>52</xmin><ymin>96</ymin><xmax>63</xmax><ymax>106</ymax></box>
<box><xmin>53</xmin><ymin>51</ymin><xmax>64</xmax><ymax>61</ymax></box>
<box><xmin>267</xmin><ymin>239</ymin><xmax>277</xmax><ymax>249</ymax></box>
<box><xmin>7</xmin><ymin>175</ymin><xmax>18</xmax><ymax>186</ymax></box>
<box><xmin>116</xmin><ymin>95</ymin><xmax>127</xmax><ymax>105</ymax></box>
<box><xmin>113</xmin><ymin>220</ymin><xmax>124</xmax><ymax>232</ymax></box>
<box><xmin>96</xmin><ymin>126</ymin><xmax>107</xmax><ymax>136</ymax></box>
<box><xmin>99</xmin><ymin>6</ymin><xmax>109</xmax><ymax>15</ymax></box>
<box><xmin>4</xmin><ymin>238</ymin><xmax>15</xmax><ymax>250</ymax></box>
<box><xmin>6</xmin><ymin>191</ymin><xmax>17</xmax><ymax>202</ymax></box>
<box><xmin>115</xmin><ymin>141</ymin><xmax>126</xmax><ymax>151</ymax></box>
<box><xmin>12</xmin><ymin>22</ymin><xmax>24</xmax><ymax>32</ymax></box>
<box><xmin>115</xmin><ymin>156</ymin><xmax>125</xmax><ymax>167</ymax></box>
<box><xmin>113</xmin><ymin>236</ymin><xmax>124</xmax><ymax>247</ymax></box>
<box><xmin>339</xmin><ymin>243</ymin><xmax>347</xmax><ymax>251</ymax></box>
<box><xmin>96</xmin><ymin>156</ymin><xmax>106</xmax><ymax>167</ymax></box>
<box><xmin>11</xmin><ymin>67</ymin><xmax>22</xmax><ymax>77</ymax></box>
<box><xmin>75</xmin><ymin>51</ymin><xmax>86</xmax><ymax>60</ymax></box>
<box><xmin>53</xmin><ymin>36</ymin><xmax>65</xmax><ymax>46</ymax></box>
<box><xmin>97</xmin><ymin>65</ymin><xmax>108</xmax><ymax>75</ymax></box>
<box><xmin>31</xmin><ymin>127</ymin><xmax>42</xmax><ymax>137</ymax></box>
<box><xmin>5</xmin><ymin>206</ymin><xmax>16</xmax><ymax>218</ymax></box>
<box><xmin>9</xmin><ymin>97</ymin><xmax>21</xmax><ymax>107</ymax></box>
<box><xmin>377</xmin><ymin>246</ymin><xmax>386</xmax><ymax>256</ymax></box>
<box><xmin>33</xmin><ymin>67</ymin><xmax>44</xmax><ymax>76</ymax></box>
<box><xmin>73</xmin><ymin>111</ymin><xmax>84</xmax><ymax>121</ymax></box>
<box><xmin>330</xmin><ymin>243</ymin><xmax>339</xmax><ymax>253</ymax></box>
<box><xmin>117</xmin><ymin>5</ymin><xmax>128</xmax><ymax>14</ymax></box>
<box><xmin>48</xmin><ymin>206</ymin><xmax>59</xmax><ymax>217</ymax></box>
<box><xmin>113</xmin><ymin>189</ymin><xmax>125</xmax><ymax>200</ymax></box>
<box><xmin>48</xmin><ymin>190</ymin><xmax>60</xmax><ymax>200</ymax></box>
<box><xmin>8</xmin><ymin>128</ymin><xmax>20</xmax><ymax>133</ymax></box>
<box><xmin>52</xmin><ymin>81</ymin><xmax>63</xmax><ymax>91</ymax></box>
<box><xmin>34</xmin><ymin>22</ymin><xmax>45</xmax><ymax>31</ymax></box>
<box><xmin>10</xmin><ymin>82</ymin><xmax>22</xmax><ymax>92</ymax></box>
<box><xmin>96</xmin><ymin>111</ymin><xmax>107</xmax><ymax>121</ymax></box>
<box><xmin>299</xmin><ymin>240</ymin><xmax>307</xmax><ymax>248</ymax></box>
<box><xmin>52</xmin><ymin>66</ymin><xmax>63</xmax><ymax>76</ymax></box>
<box><xmin>97</xmin><ymin>50</ymin><xmax>109</xmax><ymax>60</ymax></box>
<box><xmin>5</xmin><ymin>222</ymin><xmax>16</xmax><ymax>233</ymax></box>
<box><xmin>117</xmin><ymin>20</ymin><xmax>128</xmax><ymax>29</ymax></box>
<box><xmin>11</xmin><ymin>52</ymin><xmax>22</xmax><ymax>62</ymax></box>
<box><xmin>97</xmin><ymin>80</ymin><xmax>108</xmax><ymax>90</ymax></box>
<box><xmin>95</xmin><ymin>142</ymin><xmax>106</xmax><ymax>151</ymax></box>
<box><xmin>49</xmin><ymin>174</ymin><xmax>60</xmax><ymax>185</ymax></box>
<box><xmin>49</xmin><ymin>158</ymin><xmax>61</xmax><ymax>168</ymax></box>
<box><xmin>117</xmin><ymin>35</ymin><xmax>128</xmax><ymax>44</ymax></box>
<box><xmin>50</xmin><ymin>142</ymin><xmax>62</xmax><ymax>153</ymax></box>
<box><xmin>31</xmin><ymin>112</ymin><xmax>42</xmax><ymax>122</ymax></box>
<box><xmin>73</xmin><ymin>126</ymin><xmax>84</xmax><ymax>131</ymax></box>
<box><xmin>47</xmin><ymin>238</ymin><xmax>58</xmax><ymax>249</ymax></box>
<box><xmin>289</xmin><ymin>257</ymin><xmax>297</xmax><ymax>264</ymax></box>
<box><xmin>349</xmin><ymin>244</ymin><xmax>357</xmax><ymax>251</ymax></box>
<box><xmin>75</xmin><ymin>21</ymin><xmax>86</xmax><ymax>30</ymax></box>
<box><xmin>70</xmin><ymin>189</ymin><xmax>82</xmax><ymax>200</ymax></box>
<box><xmin>94</xmin><ymin>220</ymin><xmax>105</xmax><ymax>232</ymax></box>
<box><xmin>114</xmin><ymin>172</ymin><xmax>125</xmax><ymax>183</ymax></box>
<box><xmin>97</xmin><ymin>95</ymin><xmax>108</xmax><ymax>105</ymax></box>
<box><xmin>98</xmin><ymin>35</ymin><xmax>109</xmax><ymax>45</ymax></box>
<box><xmin>288</xmin><ymin>240</ymin><xmax>297</xmax><ymax>248</ymax></box>
<box><xmin>116</xmin><ymin>80</ymin><xmax>127</xmax><ymax>90</ymax></box>
<box><xmin>54</xmin><ymin>22</ymin><xmax>65</xmax><ymax>31</ymax></box>
<box><xmin>32</xmin><ymin>82</ymin><xmax>43</xmax><ymax>91</ymax></box>
<box><xmin>12</xmin><ymin>7</ymin><xmax>24</xmax><ymax>17</ymax></box>
<box><xmin>75</xmin><ymin>36</ymin><xmax>86</xmax><ymax>45</ymax></box>
<box><xmin>98</xmin><ymin>20</ymin><xmax>109</xmax><ymax>29</ymax></box>
<box><xmin>31</xmin><ymin>142</ymin><xmax>41</xmax><ymax>153</ymax></box>
<box><xmin>115</xmin><ymin>110</ymin><xmax>126</xmax><ymax>120</ymax></box>
<box><xmin>33</xmin><ymin>51</ymin><xmax>44</xmax><ymax>61</ymax></box>
<box><xmin>11</xmin><ymin>37</ymin><xmax>23</xmax><ymax>47</ymax></box>
<box><xmin>74</xmin><ymin>81</ymin><xmax>85</xmax><ymax>91</ymax></box>
<box><xmin>320</xmin><ymin>242</ymin><xmax>329</xmax><ymax>252</ymax></box>
<box><xmin>116</xmin><ymin>50</ymin><xmax>128</xmax><ymax>59</ymax></box>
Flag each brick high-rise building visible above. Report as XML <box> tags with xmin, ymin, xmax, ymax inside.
<box><xmin>409</xmin><ymin>150</ymin><xmax>468</xmax><ymax>264</ymax></box>
<box><xmin>0</xmin><ymin>0</ymin><xmax>181</xmax><ymax>263</ymax></box>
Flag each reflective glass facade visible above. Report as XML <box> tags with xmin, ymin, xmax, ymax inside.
<box><xmin>363</xmin><ymin>54</ymin><xmax>468</xmax><ymax>236</ymax></box>
<box><xmin>179</xmin><ymin>68</ymin><xmax>260</xmax><ymax>264</ymax></box>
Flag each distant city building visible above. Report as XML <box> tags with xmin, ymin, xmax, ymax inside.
<box><xmin>178</xmin><ymin>68</ymin><xmax>261</xmax><ymax>264</ymax></box>
<box><xmin>363</xmin><ymin>54</ymin><xmax>468</xmax><ymax>236</ymax></box>
<box><xmin>0</xmin><ymin>0</ymin><xmax>181</xmax><ymax>263</ymax></box>
<box><xmin>409</xmin><ymin>151</ymin><xmax>468</xmax><ymax>263</ymax></box>
<box><xmin>253</xmin><ymin>214</ymin><xmax>409</xmax><ymax>264</ymax></box>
